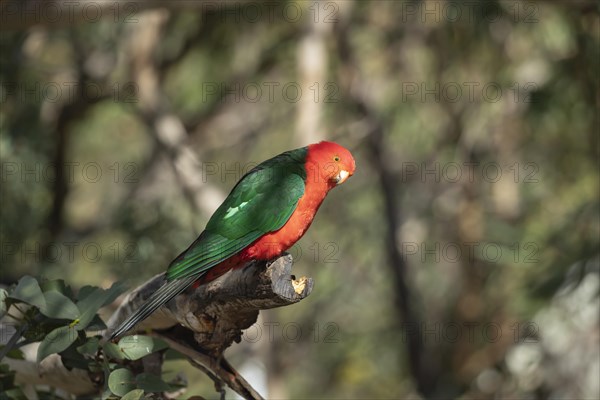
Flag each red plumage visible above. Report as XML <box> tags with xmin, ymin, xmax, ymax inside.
<box><xmin>195</xmin><ymin>141</ymin><xmax>355</xmax><ymax>285</ymax></box>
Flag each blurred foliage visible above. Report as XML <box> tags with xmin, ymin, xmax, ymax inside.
<box><xmin>1</xmin><ymin>0</ymin><xmax>598</xmax><ymax>399</ymax></box>
<box><xmin>0</xmin><ymin>276</ymin><xmax>181</xmax><ymax>399</ymax></box>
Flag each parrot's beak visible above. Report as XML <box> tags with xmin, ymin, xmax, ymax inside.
<box><xmin>335</xmin><ymin>170</ymin><xmax>350</xmax><ymax>185</ymax></box>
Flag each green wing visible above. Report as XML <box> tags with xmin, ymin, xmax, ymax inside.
<box><xmin>109</xmin><ymin>148</ymin><xmax>307</xmax><ymax>339</ymax></box>
<box><xmin>166</xmin><ymin>148</ymin><xmax>307</xmax><ymax>281</ymax></box>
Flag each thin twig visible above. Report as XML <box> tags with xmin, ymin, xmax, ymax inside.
<box><xmin>0</xmin><ymin>323</ymin><xmax>27</xmax><ymax>361</ymax></box>
<box><xmin>157</xmin><ymin>334</ymin><xmax>264</xmax><ymax>400</ymax></box>
<box><xmin>187</xmin><ymin>357</ymin><xmax>226</xmax><ymax>400</ymax></box>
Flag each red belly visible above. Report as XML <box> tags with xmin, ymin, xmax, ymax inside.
<box><xmin>194</xmin><ymin>180</ymin><xmax>328</xmax><ymax>287</ymax></box>
<box><xmin>242</xmin><ymin>210</ymin><xmax>316</xmax><ymax>260</ymax></box>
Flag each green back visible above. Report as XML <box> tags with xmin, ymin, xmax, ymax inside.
<box><xmin>166</xmin><ymin>147</ymin><xmax>308</xmax><ymax>280</ymax></box>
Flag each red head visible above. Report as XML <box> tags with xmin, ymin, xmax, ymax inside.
<box><xmin>306</xmin><ymin>141</ymin><xmax>356</xmax><ymax>188</ymax></box>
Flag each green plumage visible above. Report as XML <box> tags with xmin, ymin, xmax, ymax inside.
<box><xmin>165</xmin><ymin>147</ymin><xmax>308</xmax><ymax>280</ymax></box>
<box><xmin>109</xmin><ymin>147</ymin><xmax>308</xmax><ymax>339</ymax></box>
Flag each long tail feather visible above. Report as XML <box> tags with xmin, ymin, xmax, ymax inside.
<box><xmin>109</xmin><ymin>275</ymin><xmax>200</xmax><ymax>340</ymax></box>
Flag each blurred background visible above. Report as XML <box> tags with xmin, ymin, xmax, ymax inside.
<box><xmin>1</xmin><ymin>0</ymin><xmax>598</xmax><ymax>399</ymax></box>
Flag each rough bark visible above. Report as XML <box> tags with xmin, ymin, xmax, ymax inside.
<box><xmin>105</xmin><ymin>254</ymin><xmax>313</xmax><ymax>355</ymax></box>
<box><xmin>7</xmin><ymin>254</ymin><xmax>312</xmax><ymax>399</ymax></box>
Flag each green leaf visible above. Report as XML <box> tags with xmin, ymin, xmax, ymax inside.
<box><xmin>40</xmin><ymin>290</ymin><xmax>80</xmax><ymax>320</ymax></box>
<box><xmin>36</xmin><ymin>325</ymin><xmax>78</xmax><ymax>362</ymax></box>
<box><xmin>75</xmin><ymin>288</ymin><xmax>105</xmax><ymax>329</ymax></box>
<box><xmin>76</xmin><ymin>285</ymin><xmax>96</xmax><ymax>301</ymax></box>
<box><xmin>0</xmin><ymin>289</ymin><xmax>8</xmax><ymax>319</ymax></box>
<box><xmin>9</xmin><ymin>276</ymin><xmax>46</xmax><ymax>310</ymax></box>
<box><xmin>100</xmin><ymin>387</ymin><xmax>113</xmax><ymax>400</ymax></box>
<box><xmin>121</xmin><ymin>389</ymin><xmax>144</xmax><ymax>400</ymax></box>
<box><xmin>1</xmin><ymin>388</ymin><xmax>27</xmax><ymax>400</ymax></box>
<box><xmin>103</xmin><ymin>342</ymin><xmax>126</xmax><ymax>360</ymax></box>
<box><xmin>21</xmin><ymin>322</ymin><xmax>46</xmax><ymax>342</ymax></box>
<box><xmin>0</xmin><ymin>346</ymin><xmax>24</xmax><ymax>360</ymax></box>
<box><xmin>88</xmin><ymin>362</ymin><xmax>103</xmax><ymax>374</ymax></box>
<box><xmin>118</xmin><ymin>335</ymin><xmax>169</xmax><ymax>360</ymax></box>
<box><xmin>60</xmin><ymin>343</ymin><xmax>91</xmax><ymax>370</ymax></box>
<box><xmin>0</xmin><ymin>363</ymin><xmax>17</xmax><ymax>390</ymax></box>
<box><xmin>135</xmin><ymin>373</ymin><xmax>172</xmax><ymax>392</ymax></box>
<box><xmin>108</xmin><ymin>368</ymin><xmax>136</xmax><ymax>397</ymax></box>
<box><xmin>98</xmin><ymin>281</ymin><xmax>127</xmax><ymax>307</ymax></box>
<box><xmin>40</xmin><ymin>279</ymin><xmax>72</xmax><ymax>297</ymax></box>
<box><xmin>85</xmin><ymin>314</ymin><xmax>107</xmax><ymax>331</ymax></box>
<box><xmin>76</xmin><ymin>337</ymin><xmax>100</xmax><ymax>356</ymax></box>
<box><xmin>75</xmin><ymin>282</ymin><xmax>127</xmax><ymax>330</ymax></box>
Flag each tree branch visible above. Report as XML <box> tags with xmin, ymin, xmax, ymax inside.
<box><xmin>5</xmin><ymin>254</ymin><xmax>311</xmax><ymax>399</ymax></box>
<box><xmin>105</xmin><ymin>254</ymin><xmax>314</xmax><ymax>399</ymax></box>
<box><xmin>106</xmin><ymin>254</ymin><xmax>312</xmax><ymax>355</ymax></box>
<box><xmin>104</xmin><ymin>253</ymin><xmax>311</xmax><ymax>399</ymax></box>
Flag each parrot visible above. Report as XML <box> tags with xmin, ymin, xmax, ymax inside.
<box><xmin>109</xmin><ymin>141</ymin><xmax>355</xmax><ymax>339</ymax></box>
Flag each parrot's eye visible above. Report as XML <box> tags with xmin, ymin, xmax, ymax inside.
<box><xmin>333</xmin><ymin>156</ymin><xmax>340</xmax><ymax>162</ymax></box>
